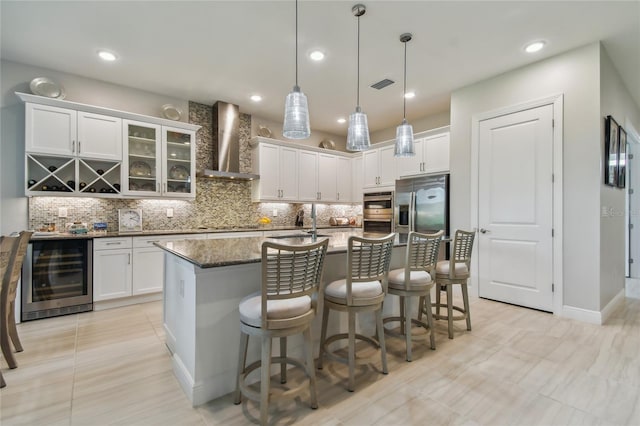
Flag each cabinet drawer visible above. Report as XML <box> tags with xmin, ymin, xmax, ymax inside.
<box><xmin>133</xmin><ymin>235</ymin><xmax>173</xmax><ymax>248</ymax></box>
<box><xmin>94</xmin><ymin>237</ymin><xmax>133</xmax><ymax>250</ymax></box>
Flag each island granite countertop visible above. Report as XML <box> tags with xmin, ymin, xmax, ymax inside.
<box><xmin>154</xmin><ymin>230</ymin><xmax>403</xmax><ymax>268</ymax></box>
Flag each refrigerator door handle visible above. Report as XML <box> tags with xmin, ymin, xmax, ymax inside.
<box><xmin>410</xmin><ymin>191</ymin><xmax>416</xmax><ymax>232</ymax></box>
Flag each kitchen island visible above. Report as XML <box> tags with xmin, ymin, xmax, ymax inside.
<box><xmin>156</xmin><ymin>230</ymin><xmax>405</xmax><ymax>406</ymax></box>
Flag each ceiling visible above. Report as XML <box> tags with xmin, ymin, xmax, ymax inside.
<box><xmin>1</xmin><ymin>1</ymin><xmax>639</xmax><ymax>137</ymax></box>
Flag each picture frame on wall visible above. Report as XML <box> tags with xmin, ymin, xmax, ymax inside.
<box><xmin>618</xmin><ymin>126</ymin><xmax>627</xmax><ymax>188</ymax></box>
<box><xmin>605</xmin><ymin>115</ymin><xmax>619</xmax><ymax>186</ymax></box>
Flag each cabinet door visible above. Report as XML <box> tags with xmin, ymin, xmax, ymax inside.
<box><xmin>93</xmin><ymin>248</ymin><xmax>132</xmax><ymax>301</ymax></box>
<box><xmin>396</xmin><ymin>138</ymin><xmax>425</xmax><ymax>178</ymax></box>
<box><xmin>279</xmin><ymin>146</ymin><xmax>298</xmax><ymax>201</ymax></box>
<box><xmin>163</xmin><ymin>126</ymin><xmax>196</xmax><ymax>198</ymax></box>
<box><xmin>132</xmin><ymin>247</ymin><xmax>164</xmax><ymax>295</ymax></box>
<box><xmin>298</xmin><ymin>151</ymin><xmax>319</xmax><ymax>201</ymax></box>
<box><xmin>77</xmin><ymin>112</ymin><xmax>122</xmax><ymax>160</ymax></box>
<box><xmin>336</xmin><ymin>156</ymin><xmax>352</xmax><ymax>202</ymax></box>
<box><xmin>123</xmin><ymin>120</ymin><xmax>162</xmax><ymax>196</ymax></box>
<box><xmin>363</xmin><ymin>150</ymin><xmax>379</xmax><ymax>188</ymax></box>
<box><xmin>352</xmin><ymin>156</ymin><xmax>363</xmax><ymax>203</ymax></box>
<box><xmin>25</xmin><ymin>103</ymin><xmax>76</xmax><ymax>156</ymax></box>
<box><xmin>318</xmin><ymin>153</ymin><xmax>338</xmax><ymax>202</ymax></box>
<box><xmin>423</xmin><ymin>132</ymin><xmax>450</xmax><ymax>174</ymax></box>
<box><xmin>254</xmin><ymin>143</ymin><xmax>281</xmax><ymax>200</ymax></box>
<box><xmin>378</xmin><ymin>145</ymin><xmax>397</xmax><ymax>187</ymax></box>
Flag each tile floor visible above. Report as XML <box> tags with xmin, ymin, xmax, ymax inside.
<box><xmin>2</xmin><ymin>295</ymin><xmax>640</xmax><ymax>425</ymax></box>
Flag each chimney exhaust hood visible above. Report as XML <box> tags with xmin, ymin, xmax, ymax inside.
<box><xmin>200</xmin><ymin>101</ymin><xmax>259</xmax><ymax>181</ymax></box>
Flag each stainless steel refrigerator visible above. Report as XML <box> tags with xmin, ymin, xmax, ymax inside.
<box><xmin>395</xmin><ymin>174</ymin><xmax>449</xmax><ymax>237</ymax></box>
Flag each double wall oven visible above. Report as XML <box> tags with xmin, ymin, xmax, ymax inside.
<box><xmin>21</xmin><ymin>238</ymin><xmax>93</xmax><ymax>321</ymax></box>
<box><xmin>363</xmin><ymin>192</ymin><xmax>394</xmax><ymax>234</ymax></box>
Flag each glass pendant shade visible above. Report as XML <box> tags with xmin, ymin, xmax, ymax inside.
<box><xmin>346</xmin><ymin>106</ymin><xmax>371</xmax><ymax>151</ymax></box>
<box><xmin>394</xmin><ymin>119</ymin><xmax>414</xmax><ymax>157</ymax></box>
<box><xmin>283</xmin><ymin>85</ymin><xmax>310</xmax><ymax>139</ymax></box>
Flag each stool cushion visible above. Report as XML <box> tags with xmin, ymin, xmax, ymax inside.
<box><xmin>436</xmin><ymin>261</ymin><xmax>469</xmax><ymax>277</ymax></box>
<box><xmin>239</xmin><ymin>292</ymin><xmax>312</xmax><ymax>327</ymax></box>
<box><xmin>388</xmin><ymin>269</ymin><xmax>432</xmax><ymax>290</ymax></box>
<box><xmin>325</xmin><ymin>279</ymin><xmax>383</xmax><ymax>301</ymax></box>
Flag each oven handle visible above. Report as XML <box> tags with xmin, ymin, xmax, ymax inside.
<box><xmin>410</xmin><ymin>191</ymin><xmax>416</xmax><ymax>232</ymax></box>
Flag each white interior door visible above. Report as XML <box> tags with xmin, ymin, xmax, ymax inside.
<box><xmin>478</xmin><ymin>104</ymin><xmax>554</xmax><ymax>311</ymax></box>
<box><xmin>627</xmin><ymin>125</ymin><xmax>640</xmax><ymax>278</ymax></box>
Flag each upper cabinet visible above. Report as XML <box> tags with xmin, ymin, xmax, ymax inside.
<box><xmin>250</xmin><ymin>138</ymin><xmax>355</xmax><ymax>203</ymax></box>
<box><xmin>251</xmin><ymin>141</ymin><xmax>299</xmax><ymax>202</ymax></box>
<box><xmin>396</xmin><ymin>129</ymin><xmax>450</xmax><ymax>178</ymax></box>
<box><xmin>122</xmin><ymin>121</ymin><xmax>195</xmax><ymax>198</ymax></box>
<box><xmin>18</xmin><ymin>92</ymin><xmax>200</xmax><ymax>199</ymax></box>
<box><xmin>26</xmin><ymin>103</ymin><xmax>122</xmax><ymax>160</ymax></box>
<box><xmin>363</xmin><ymin>144</ymin><xmax>396</xmax><ymax>189</ymax></box>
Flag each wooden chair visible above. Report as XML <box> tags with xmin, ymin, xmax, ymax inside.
<box><xmin>429</xmin><ymin>229</ymin><xmax>475</xmax><ymax>339</ymax></box>
<box><xmin>383</xmin><ymin>231</ymin><xmax>442</xmax><ymax>361</ymax></box>
<box><xmin>233</xmin><ymin>238</ymin><xmax>328</xmax><ymax>425</ymax></box>
<box><xmin>1</xmin><ymin>231</ymin><xmax>32</xmax><ymax>369</ymax></box>
<box><xmin>317</xmin><ymin>233</ymin><xmax>395</xmax><ymax>392</ymax></box>
<box><xmin>0</xmin><ymin>235</ymin><xmax>19</xmax><ymax>387</ymax></box>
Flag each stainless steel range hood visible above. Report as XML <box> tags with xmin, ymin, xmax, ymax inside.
<box><xmin>200</xmin><ymin>101</ymin><xmax>259</xmax><ymax>181</ymax></box>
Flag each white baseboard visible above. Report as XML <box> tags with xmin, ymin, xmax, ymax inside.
<box><xmin>94</xmin><ymin>292</ymin><xmax>162</xmax><ymax>311</ymax></box>
<box><xmin>561</xmin><ymin>288</ymin><xmax>624</xmax><ymax>325</ymax></box>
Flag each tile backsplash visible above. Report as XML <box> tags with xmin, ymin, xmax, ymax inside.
<box><xmin>29</xmin><ymin>101</ymin><xmax>361</xmax><ymax>231</ymax></box>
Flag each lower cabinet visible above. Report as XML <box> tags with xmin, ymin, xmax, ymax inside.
<box><xmin>93</xmin><ymin>234</ymin><xmax>206</xmax><ymax>302</ymax></box>
<box><xmin>93</xmin><ymin>237</ymin><xmax>133</xmax><ymax>301</ymax></box>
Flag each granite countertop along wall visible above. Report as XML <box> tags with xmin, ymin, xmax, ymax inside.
<box><xmin>29</xmin><ymin>224</ymin><xmax>361</xmax><ymax>240</ymax></box>
<box><xmin>155</xmin><ymin>230</ymin><xmax>402</xmax><ymax>268</ymax></box>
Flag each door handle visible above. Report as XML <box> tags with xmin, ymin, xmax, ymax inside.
<box><xmin>78</xmin><ymin>141</ymin><xmax>81</xmax><ymax>154</ymax></box>
<box><xmin>72</xmin><ymin>140</ymin><xmax>76</xmax><ymax>153</ymax></box>
<box><xmin>479</xmin><ymin>228</ymin><xmax>490</xmax><ymax>234</ymax></box>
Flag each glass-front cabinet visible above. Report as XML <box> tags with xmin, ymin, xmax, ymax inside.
<box><xmin>123</xmin><ymin>120</ymin><xmax>195</xmax><ymax>198</ymax></box>
<box><xmin>123</xmin><ymin>120</ymin><xmax>161</xmax><ymax>196</ymax></box>
<box><xmin>163</xmin><ymin>126</ymin><xmax>195</xmax><ymax>198</ymax></box>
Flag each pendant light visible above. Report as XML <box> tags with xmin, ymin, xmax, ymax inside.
<box><xmin>346</xmin><ymin>4</ymin><xmax>371</xmax><ymax>151</ymax></box>
<box><xmin>283</xmin><ymin>0</ymin><xmax>311</xmax><ymax>139</ymax></box>
<box><xmin>395</xmin><ymin>33</ymin><xmax>415</xmax><ymax>157</ymax></box>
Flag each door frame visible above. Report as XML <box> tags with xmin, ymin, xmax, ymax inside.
<box><xmin>470</xmin><ymin>94</ymin><xmax>564</xmax><ymax>315</ymax></box>
<box><xmin>625</xmin><ymin>118</ymin><xmax>640</xmax><ymax>279</ymax></box>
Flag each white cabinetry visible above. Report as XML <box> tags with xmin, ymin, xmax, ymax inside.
<box><xmin>251</xmin><ymin>142</ymin><xmax>298</xmax><ymax>201</ymax></box>
<box><xmin>352</xmin><ymin>156</ymin><xmax>363</xmax><ymax>203</ymax></box>
<box><xmin>336</xmin><ymin>156</ymin><xmax>352</xmax><ymax>202</ymax></box>
<box><xmin>318</xmin><ymin>153</ymin><xmax>338</xmax><ymax>202</ymax></box>
<box><xmin>298</xmin><ymin>150</ymin><xmax>319</xmax><ymax>201</ymax></box>
<box><xmin>93</xmin><ymin>238</ymin><xmax>133</xmax><ymax>301</ymax></box>
<box><xmin>94</xmin><ymin>234</ymin><xmax>206</xmax><ymax>302</ymax></box>
<box><xmin>396</xmin><ymin>131</ymin><xmax>450</xmax><ymax>178</ymax></box>
<box><xmin>363</xmin><ymin>144</ymin><xmax>396</xmax><ymax>189</ymax></box>
<box><xmin>123</xmin><ymin>121</ymin><xmax>196</xmax><ymax>199</ymax></box>
<box><xmin>26</xmin><ymin>103</ymin><xmax>122</xmax><ymax>160</ymax></box>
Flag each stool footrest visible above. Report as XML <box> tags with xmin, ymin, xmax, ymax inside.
<box><xmin>382</xmin><ymin>316</ymin><xmax>432</xmax><ymax>341</ymax></box>
<box><xmin>431</xmin><ymin>303</ymin><xmax>467</xmax><ymax>321</ymax></box>
<box><xmin>322</xmin><ymin>333</ymin><xmax>382</xmax><ymax>366</ymax></box>
<box><xmin>238</xmin><ymin>356</ymin><xmax>310</xmax><ymax>403</ymax></box>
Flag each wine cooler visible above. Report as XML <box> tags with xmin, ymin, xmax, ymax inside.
<box><xmin>22</xmin><ymin>239</ymin><xmax>93</xmax><ymax>321</ymax></box>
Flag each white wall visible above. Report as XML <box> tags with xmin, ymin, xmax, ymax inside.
<box><xmin>599</xmin><ymin>48</ymin><xmax>640</xmax><ymax>309</ymax></box>
<box><xmin>369</xmin><ymin>111</ymin><xmax>450</xmax><ymax>144</ymax></box>
<box><xmin>249</xmin><ymin>115</ymin><xmax>347</xmax><ymax>152</ymax></box>
<box><xmin>450</xmin><ymin>43</ymin><xmax>602</xmax><ymax>311</ymax></box>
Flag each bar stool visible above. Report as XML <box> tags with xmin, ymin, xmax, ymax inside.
<box><xmin>233</xmin><ymin>238</ymin><xmax>328</xmax><ymax>425</ymax></box>
<box><xmin>383</xmin><ymin>231</ymin><xmax>442</xmax><ymax>361</ymax></box>
<box><xmin>429</xmin><ymin>229</ymin><xmax>475</xmax><ymax>339</ymax></box>
<box><xmin>0</xmin><ymin>235</ymin><xmax>19</xmax><ymax>388</ymax></box>
<box><xmin>1</xmin><ymin>231</ymin><xmax>32</xmax><ymax>370</ymax></box>
<box><xmin>317</xmin><ymin>233</ymin><xmax>395</xmax><ymax>392</ymax></box>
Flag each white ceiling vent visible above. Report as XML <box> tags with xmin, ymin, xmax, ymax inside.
<box><xmin>370</xmin><ymin>79</ymin><xmax>395</xmax><ymax>90</ymax></box>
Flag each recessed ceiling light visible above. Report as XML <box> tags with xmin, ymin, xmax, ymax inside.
<box><xmin>97</xmin><ymin>50</ymin><xmax>117</xmax><ymax>61</ymax></box>
<box><xmin>250</xmin><ymin>95</ymin><xmax>262</xmax><ymax>102</ymax></box>
<box><xmin>404</xmin><ymin>91</ymin><xmax>416</xmax><ymax>99</ymax></box>
<box><xmin>524</xmin><ymin>41</ymin><xmax>545</xmax><ymax>53</ymax></box>
<box><xmin>309</xmin><ymin>50</ymin><xmax>325</xmax><ymax>61</ymax></box>
<box><xmin>337</xmin><ymin>118</ymin><xmax>346</xmax><ymax>124</ymax></box>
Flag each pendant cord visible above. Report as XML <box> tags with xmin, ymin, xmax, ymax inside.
<box><xmin>403</xmin><ymin>40</ymin><xmax>407</xmax><ymax>120</ymax></box>
<box><xmin>356</xmin><ymin>14</ymin><xmax>360</xmax><ymax>108</ymax></box>
<box><xmin>295</xmin><ymin>0</ymin><xmax>298</xmax><ymax>87</ymax></box>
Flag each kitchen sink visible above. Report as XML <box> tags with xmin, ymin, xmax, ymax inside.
<box><xmin>268</xmin><ymin>234</ymin><xmax>329</xmax><ymax>239</ymax></box>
